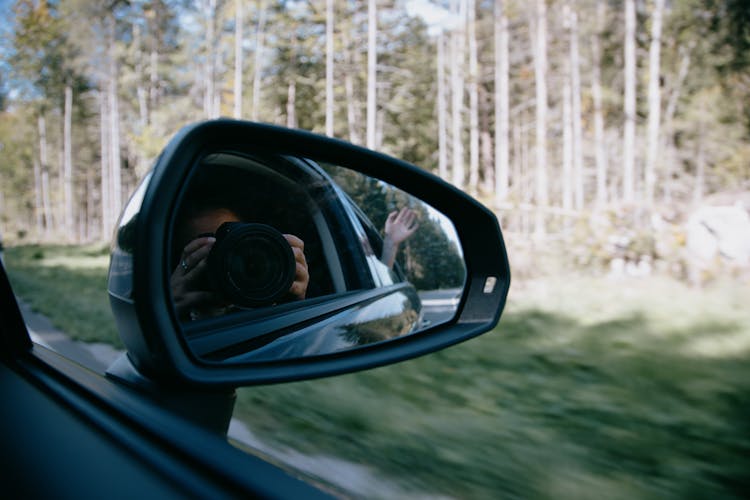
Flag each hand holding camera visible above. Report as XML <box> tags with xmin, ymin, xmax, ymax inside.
<box><xmin>172</xmin><ymin>221</ymin><xmax>308</xmax><ymax>321</ymax></box>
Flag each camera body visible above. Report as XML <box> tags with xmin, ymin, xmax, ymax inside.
<box><xmin>207</xmin><ymin>222</ymin><xmax>296</xmax><ymax>308</ymax></box>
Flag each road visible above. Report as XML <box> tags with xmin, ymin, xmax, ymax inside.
<box><xmin>419</xmin><ymin>288</ymin><xmax>462</xmax><ymax>327</ymax></box>
<box><xmin>18</xmin><ymin>300</ymin><xmax>122</xmax><ymax>373</ymax></box>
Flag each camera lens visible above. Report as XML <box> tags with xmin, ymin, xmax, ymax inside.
<box><xmin>208</xmin><ymin>222</ymin><xmax>296</xmax><ymax>307</ymax></box>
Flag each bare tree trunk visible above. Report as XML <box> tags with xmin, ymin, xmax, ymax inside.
<box><xmin>108</xmin><ymin>15</ymin><xmax>122</xmax><ymax>232</ymax></box>
<box><xmin>134</xmin><ymin>23</ymin><xmax>148</xmax><ymax>126</ymax></box>
<box><xmin>494</xmin><ymin>0</ymin><xmax>509</xmax><ymax>206</ymax></box>
<box><xmin>251</xmin><ymin>0</ymin><xmax>267</xmax><ymax>121</ymax></box>
<box><xmin>33</xmin><ymin>158</ymin><xmax>44</xmax><ymax>235</ymax></box>
<box><xmin>325</xmin><ymin>0</ymin><xmax>334</xmax><ymax>136</ymax></box>
<box><xmin>63</xmin><ymin>84</ymin><xmax>74</xmax><ymax>239</ymax></box>
<box><xmin>286</xmin><ymin>80</ymin><xmax>297</xmax><ymax>128</ymax></box>
<box><xmin>645</xmin><ymin>0</ymin><xmax>664</xmax><ymax>206</ymax></box>
<box><xmin>38</xmin><ymin>114</ymin><xmax>52</xmax><ymax>236</ymax></box>
<box><xmin>366</xmin><ymin>0</ymin><xmax>377</xmax><ymax>149</ymax></box>
<box><xmin>693</xmin><ymin>121</ymin><xmax>705</xmax><ymax>205</ymax></box>
<box><xmin>149</xmin><ymin>49</ymin><xmax>159</xmax><ymax>118</ymax></box>
<box><xmin>533</xmin><ymin>0</ymin><xmax>548</xmax><ymax>238</ymax></box>
<box><xmin>623</xmin><ymin>0</ymin><xmax>637</xmax><ymax>203</ymax></box>
<box><xmin>592</xmin><ymin>2</ymin><xmax>607</xmax><ymax>207</ymax></box>
<box><xmin>233</xmin><ymin>0</ymin><xmax>244</xmax><ymax>118</ymax></box>
<box><xmin>562</xmin><ymin>49</ymin><xmax>573</xmax><ymax>211</ymax></box>
<box><xmin>467</xmin><ymin>0</ymin><xmax>480</xmax><ymax>195</ymax></box>
<box><xmin>86</xmin><ymin>168</ymin><xmax>96</xmax><ymax>242</ymax></box>
<box><xmin>569</xmin><ymin>3</ymin><xmax>584</xmax><ymax>210</ymax></box>
<box><xmin>205</xmin><ymin>0</ymin><xmax>217</xmax><ymax>118</ymax></box>
<box><xmin>437</xmin><ymin>31</ymin><xmax>448</xmax><ymax>180</ymax></box>
<box><xmin>100</xmin><ymin>89</ymin><xmax>110</xmax><ymax>240</ymax></box>
<box><xmin>342</xmin><ymin>25</ymin><xmax>361</xmax><ymax>144</ymax></box>
<box><xmin>451</xmin><ymin>0</ymin><xmax>466</xmax><ymax>189</ymax></box>
<box><xmin>149</xmin><ymin>6</ymin><xmax>160</xmax><ymax>117</ymax></box>
<box><xmin>662</xmin><ymin>46</ymin><xmax>691</xmax><ymax>203</ymax></box>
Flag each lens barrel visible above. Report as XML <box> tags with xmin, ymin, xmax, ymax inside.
<box><xmin>208</xmin><ymin>222</ymin><xmax>296</xmax><ymax>307</ymax></box>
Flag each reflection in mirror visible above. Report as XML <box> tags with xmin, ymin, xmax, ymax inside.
<box><xmin>170</xmin><ymin>150</ymin><xmax>466</xmax><ymax>363</ymax></box>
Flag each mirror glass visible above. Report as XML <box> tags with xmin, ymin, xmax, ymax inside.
<box><xmin>169</xmin><ymin>149</ymin><xmax>466</xmax><ymax>363</ymax></box>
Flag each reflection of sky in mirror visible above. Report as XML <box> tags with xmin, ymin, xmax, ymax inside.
<box><xmin>425</xmin><ymin>204</ymin><xmax>463</xmax><ymax>258</ymax></box>
<box><xmin>119</xmin><ymin>172</ymin><xmax>152</xmax><ymax>225</ymax></box>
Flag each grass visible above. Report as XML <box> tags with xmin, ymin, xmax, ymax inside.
<box><xmin>4</xmin><ymin>244</ymin><xmax>121</xmax><ymax>348</ymax></box>
<box><xmin>5</xmin><ymin>244</ymin><xmax>750</xmax><ymax>498</ymax></box>
<box><xmin>233</xmin><ymin>277</ymin><xmax>750</xmax><ymax>499</ymax></box>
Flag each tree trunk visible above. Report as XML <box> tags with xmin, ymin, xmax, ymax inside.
<box><xmin>38</xmin><ymin>114</ymin><xmax>52</xmax><ymax>236</ymax></box>
<box><xmin>234</xmin><ymin>0</ymin><xmax>244</xmax><ymax>119</ymax></box>
<box><xmin>533</xmin><ymin>0</ymin><xmax>548</xmax><ymax>237</ymax></box>
<box><xmin>592</xmin><ymin>2</ymin><xmax>607</xmax><ymax>207</ymax></box>
<box><xmin>662</xmin><ymin>46</ymin><xmax>691</xmax><ymax>203</ymax></box>
<box><xmin>467</xmin><ymin>0</ymin><xmax>480</xmax><ymax>195</ymax></box>
<box><xmin>494</xmin><ymin>0</ymin><xmax>509</xmax><ymax>206</ymax></box>
<box><xmin>149</xmin><ymin>49</ymin><xmax>159</xmax><ymax>118</ymax></box>
<box><xmin>108</xmin><ymin>15</ymin><xmax>122</xmax><ymax>233</ymax></box>
<box><xmin>100</xmin><ymin>89</ymin><xmax>110</xmax><ymax>240</ymax></box>
<box><xmin>569</xmin><ymin>3</ymin><xmax>584</xmax><ymax>210</ymax></box>
<box><xmin>252</xmin><ymin>0</ymin><xmax>267</xmax><ymax>121</ymax></box>
<box><xmin>33</xmin><ymin>158</ymin><xmax>44</xmax><ymax>235</ymax></box>
<box><xmin>63</xmin><ymin>84</ymin><xmax>74</xmax><ymax>239</ymax></box>
<box><xmin>134</xmin><ymin>23</ymin><xmax>148</xmax><ymax>127</ymax></box>
<box><xmin>437</xmin><ymin>31</ymin><xmax>448</xmax><ymax>181</ymax></box>
<box><xmin>205</xmin><ymin>0</ymin><xmax>217</xmax><ymax>118</ymax></box>
<box><xmin>149</xmin><ymin>5</ymin><xmax>160</xmax><ymax>117</ymax></box>
<box><xmin>623</xmin><ymin>0</ymin><xmax>637</xmax><ymax>203</ymax></box>
<box><xmin>562</xmin><ymin>49</ymin><xmax>573</xmax><ymax>211</ymax></box>
<box><xmin>342</xmin><ymin>24</ymin><xmax>361</xmax><ymax>144</ymax></box>
<box><xmin>326</xmin><ymin>0</ymin><xmax>334</xmax><ymax>136</ymax></box>
<box><xmin>645</xmin><ymin>0</ymin><xmax>664</xmax><ymax>206</ymax></box>
<box><xmin>366</xmin><ymin>0</ymin><xmax>377</xmax><ymax>149</ymax></box>
<box><xmin>451</xmin><ymin>0</ymin><xmax>466</xmax><ymax>189</ymax></box>
<box><xmin>286</xmin><ymin>80</ymin><xmax>297</xmax><ymax>128</ymax></box>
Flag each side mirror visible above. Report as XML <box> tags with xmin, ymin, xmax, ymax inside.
<box><xmin>108</xmin><ymin>120</ymin><xmax>510</xmax><ymax>386</ymax></box>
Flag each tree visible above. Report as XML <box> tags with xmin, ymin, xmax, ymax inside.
<box><xmin>622</xmin><ymin>0</ymin><xmax>637</xmax><ymax>203</ymax></box>
<box><xmin>493</xmin><ymin>0</ymin><xmax>509</xmax><ymax>206</ymax></box>
<box><xmin>645</xmin><ymin>0</ymin><xmax>665</xmax><ymax>206</ymax></box>
<box><xmin>533</xmin><ymin>0</ymin><xmax>548</xmax><ymax>237</ymax></box>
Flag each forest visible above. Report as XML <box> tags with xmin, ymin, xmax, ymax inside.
<box><xmin>1</xmin><ymin>0</ymin><xmax>749</xmax><ymax>278</ymax></box>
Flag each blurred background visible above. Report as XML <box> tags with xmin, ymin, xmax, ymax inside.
<box><xmin>1</xmin><ymin>0</ymin><xmax>749</xmax><ymax>498</ymax></box>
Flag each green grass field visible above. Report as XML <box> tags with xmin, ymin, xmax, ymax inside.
<box><xmin>5</xmin><ymin>244</ymin><xmax>750</xmax><ymax>498</ymax></box>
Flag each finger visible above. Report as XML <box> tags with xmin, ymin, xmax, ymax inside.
<box><xmin>181</xmin><ymin>256</ymin><xmax>209</xmax><ymax>286</ymax></box>
<box><xmin>289</xmin><ymin>264</ymin><xmax>309</xmax><ymax>299</ymax></box>
<box><xmin>181</xmin><ymin>237</ymin><xmax>215</xmax><ymax>273</ymax></box>
<box><xmin>291</xmin><ymin>245</ymin><xmax>307</xmax><ymax>267</ymax></box>
<box><xmin>284</xmin><ymin>234</ymin><xmax>304</xmax><ymax>252</ymax></box>
<box><xmin>184</xmin><ymin>243</ymin><xmax>213</xmax><ymax>272</ymax></box>
<box><xmin>182</xmin><ymin>236</ymin><xmax>216</xmax><ymax>257</ymax></box>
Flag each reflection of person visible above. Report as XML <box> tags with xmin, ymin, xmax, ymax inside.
<box><xmin>381</xmin><ymin>207</ymin><xmax>419</xmax><ymax>269</ymax></box>
<box><xmin>171</xmin><ymin>205</ymin><xmax>309</xmax><ymax>321</ymax></box>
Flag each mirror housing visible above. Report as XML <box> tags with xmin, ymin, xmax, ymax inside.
<box><xmin>108</xmin><ymin>120</ymin><xmax>510</xmax><ymax>387</ymax></box>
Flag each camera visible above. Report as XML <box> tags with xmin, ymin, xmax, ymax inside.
<box><xmin>207</xmin><ymin>222</ymin><xmax>296</xmax><ymax>308</ymax></box>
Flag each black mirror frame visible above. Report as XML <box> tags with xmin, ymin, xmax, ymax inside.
<box><xmin>118</xmin><ymin>119</ymin><xmax>510</xmax><ymax>387</ymax></box>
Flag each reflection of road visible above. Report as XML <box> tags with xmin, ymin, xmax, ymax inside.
<box><xmin>418</xmin><ymin>288</ymin><xmax>462</xmax><ymax>327</ymax></box>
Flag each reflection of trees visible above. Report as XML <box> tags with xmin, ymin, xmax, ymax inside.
<box><xmin>339</xmin><ymin>306</ymin><xmax>419</xmax><ymax>346</ymax></box>
<box><xmin>324</xmin><ymin>164</ymin><xmax>465</xmax><ymax>290</ymax></box>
